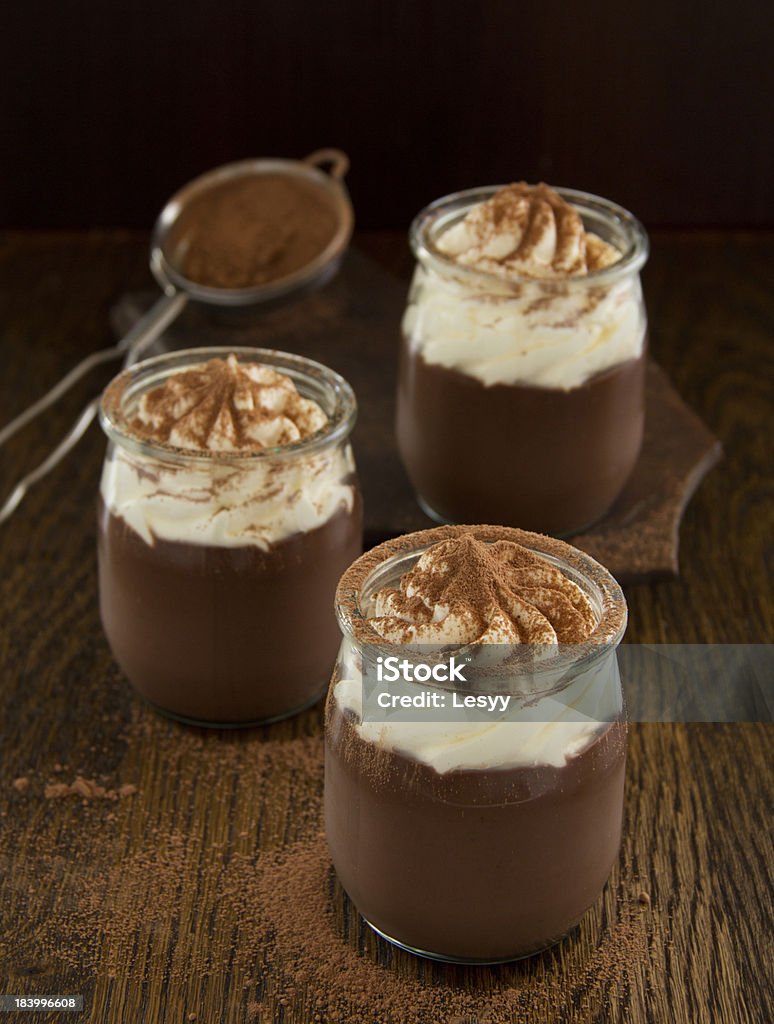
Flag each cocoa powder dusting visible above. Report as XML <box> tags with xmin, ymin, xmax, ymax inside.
<box><xmin>367</xmin><ymin>529</ymin><xmax>597</xmax><ymax>644</ymax></box>
<box><xmin>339</xmin><ymin>525</ymin><xmax>626</xmax><ymax>651</ymax></box>
<box><xmin>171</xmin><ymin>173</ymin><xmax>339</xmax><ymax>289</ymax></box>
<box><xmin>466</xmin><ymin>183</ymin><xmax>586</xmax><ymax>272</ymax></box>
<box><xmin>439</xmin><ymin>182</ymin><xmax>620</xmax><ymax>278</ymax></box>
<box><xmin>125</xmin><ymin>353</ymin><xmax>327</xmax><ymax>452</ymax></box>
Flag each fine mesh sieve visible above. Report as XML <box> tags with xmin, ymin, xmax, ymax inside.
<box><xmin>0</xmin><ymin>150</ymin><xmax>353</xmax><ymax>522</ymax></box>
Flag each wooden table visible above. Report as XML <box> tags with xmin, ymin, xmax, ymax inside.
<box><xmin>0</xmin><ymin>230</ymin><xmax>771</xmax><ymax>1023</ymax></box>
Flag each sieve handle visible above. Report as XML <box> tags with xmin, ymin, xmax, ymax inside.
<box><xmin>0</xmin><ymin>289</ymin><xmax>188</xmax><ymax>525</ymax></box>
<box><xmin>0</xmin><ymin>397</ymin><xmax>101</xmax><ymax>525</ymax></box>
<box><xmin>303</xmin><ymin>148</ymin><xmax>350</xmax><ymax>181</ymax></box>
<box><xmin>0</xmin><ymin>289</ymin><xmax>188</xmax><ymax>451</ymax></box>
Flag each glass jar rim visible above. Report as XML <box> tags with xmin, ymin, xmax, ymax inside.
<box><xmin>409</xmin><ymin>184</ymin><xmax>649</xmax><ymax>290</ymax></box>
<box><xmin>99</xmin><ymin>345</ymin><xmax>357</xmax><ymax>465</ymax></box>
<box><xmin>335</xmin><ymin>524</ymin><xmax>627</xmax><ymax>679</ymax></box>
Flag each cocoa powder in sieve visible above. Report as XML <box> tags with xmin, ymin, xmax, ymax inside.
<box><xmin>172</xmin><ymin>173</ymin><xmax>340</xmax><ymax>289</ymax></box>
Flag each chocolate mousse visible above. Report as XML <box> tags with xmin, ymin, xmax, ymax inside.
<box><xmin>98</xmin><ymin>349</ymin><xmax>362</xmax><ymax>725</ymax></box>
<box><xmin>398</xmin><ymin>338</ymin><xmax>645</xmax><ymax>533</ymax></box>
<box><xmin>398</xmin><ymin>182</ymin><xmax>649</xmax><ymax>535</ymax></box>
<box><xmin>325</xmin><ymin>524</ymin><xmax>628</xmax><ymax>962</ymax></box>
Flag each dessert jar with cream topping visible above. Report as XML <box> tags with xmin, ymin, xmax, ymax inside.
<box><xmin>397</xmin><ymin>183</ymin><xmax>649</xmax><ymax>535</ymax></box>
<box><xmin>98</xmin><ymin>347</ymin><xmax>362</xmax><ymax>725</ymax></box>
<box><xmin>325</xmin><ymin>524</ymin><xmax>628</xmax><ymax>963</ymax></box>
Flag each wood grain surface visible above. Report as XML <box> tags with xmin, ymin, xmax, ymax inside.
<box><xmin>0</xmin><ymin>230</ymin><xmax>772</xmax><ymax>1023</ymax></box>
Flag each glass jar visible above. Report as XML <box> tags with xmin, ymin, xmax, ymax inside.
<box><xmin>396</xmin><ymin>186</ymin><xmax>649</xmax><ymax>536</ymax></box>
<box><xmin>325</xmin><ymin>525</ymin><xmax>627</xmax><ymax>963</ymax></box>
<box><xmin>98</xmin><ymin>346</ymin><xmax>362</xmax><ymax>726</ymax></box>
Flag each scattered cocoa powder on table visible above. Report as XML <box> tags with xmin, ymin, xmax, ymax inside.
<box><xmin>231</xmin><ymin>831</ymin><xmax>650</xmax><ymax>1024</ymax></box>
<box><xmin>1</xmin><ymin>729</ymin><xmax>652</xmax><ymax>1022</ymax></box>
<box><xmin>43</xmin><ymin>776</ymin><xmax>136</xmax><ymax>801</ymax></box>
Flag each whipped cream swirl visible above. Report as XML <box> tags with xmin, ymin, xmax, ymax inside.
<box><xmin>102</xmin><ymin>355</ymin><xmax>356</xmax><ymax>550</ymax></box>
<box><xmin>369</xmin><ymin>535</ymin><xmax>595</xmax><ymax>645</ymax></box>
<box><xmin>437</xmin><ymin>182</ymin><xmax>620</xmax><ymax>280</ymax></box>
<box><xmin>131</xmin><ymin>354</ymin><xmax>327</xmax><ymax>451</ymax></box>
<box><xmin>333</xmin><ymin>534</ymin><xmax>621</xmax><ymax>773</ymax></box>
<box><xmin>405</xmin><ymin>182</ymin><xmax>646</xmax><ymax>390</ymax></box>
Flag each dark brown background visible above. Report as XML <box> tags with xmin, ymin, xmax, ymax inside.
<box><xmin>2</xmin><ymin>0</ymin><xmax>773</xmax><ymax>230</ymax></box>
